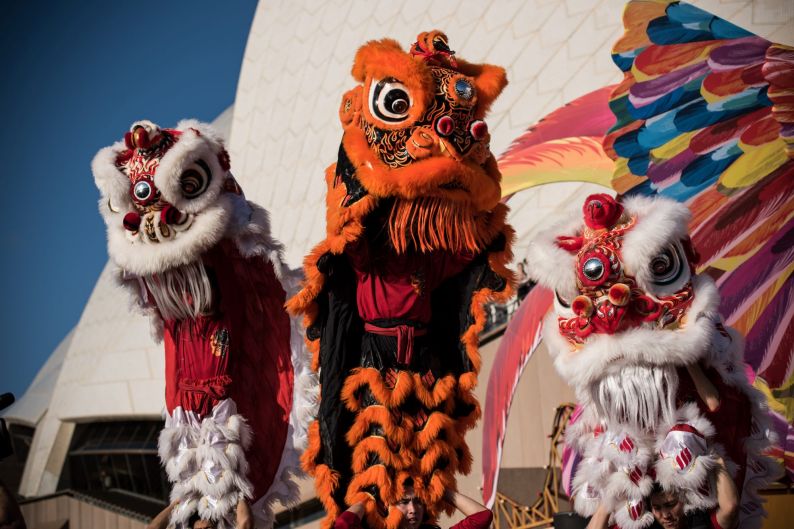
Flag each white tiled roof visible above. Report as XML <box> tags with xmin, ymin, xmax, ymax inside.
<box><xmin>2</xmin><ymin>330</ymin><xmax>72</xmax><ymax>427</ymax></box>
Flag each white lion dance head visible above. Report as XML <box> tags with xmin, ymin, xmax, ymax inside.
<box><xmin>92</xmin><ymin>120</ymin><xmax>315</xmax><ymax>529</ymax></box>
<box><xmin>527</xmin><ymin>193</ymin><xmax>778</xmax><ymax>529</ymax></box>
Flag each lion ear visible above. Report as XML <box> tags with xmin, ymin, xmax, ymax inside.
<box><xmin>555</xmin><ymin>235</ymin><xmax>584</xmax><ymax>254</ymax></box>
<box><xmin>338</xmin><ymin>88</ymin><xmax>362</xmax><ymax>127</ymax></box>
<box><xmin>455</xmin><ymin>60</ymin><xmax>508</xmax><ymax>117</ymax></box>
<box><xmin>351</xmin><ymin>38</ymin><xmax>404</xmax><ymax>82</ymax></box>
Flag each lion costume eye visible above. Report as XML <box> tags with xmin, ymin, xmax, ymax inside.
<box><xmin>133</xmin><ymin>180</ymin><xmax>153</xmax><ymax>201</ymax></box>
<box><xmin>369</xmin><ymin>77</ymin><xmax>412</xmax><ymax>123</ymax></box>
<box><xmin>180</xmin><ymin>160</ymin><xmax>212</xmax><ymax>199</ymax></box>
<box><xmin>649</xmin><ymin>244</ymin><xmax>683</xmax><ymax>286</ymax></box>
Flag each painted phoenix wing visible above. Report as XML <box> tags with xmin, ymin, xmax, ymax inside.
<box><xmin>605</xmin><ymin>0</ymin><xmax>794</xmax><ymax>476</ymax></box>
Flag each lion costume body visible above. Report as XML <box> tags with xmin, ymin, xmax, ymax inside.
<box><xmin>527</xmin><ymin>193</ymin><xmax>778</xmax><ymax>529</ymax></box>
<box><xmin>287</xmin><ymin>31</ymin><xmax>514</xmax><ymax>529</ymax></box>
<box><xmin>93</xmin><ymin>120</ymin><xmax>315</xmax><ymax>529</ymax></box>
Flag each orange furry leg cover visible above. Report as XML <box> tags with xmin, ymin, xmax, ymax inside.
<box><xmin>338</xmin><ymin>366</ymin><xmax>484</xmax><ymax>529</ymax></box>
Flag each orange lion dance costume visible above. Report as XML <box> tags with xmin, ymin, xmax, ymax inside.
<box><xmin>287</xmin><ymin>31</ymin><xmax>513</xmax><ymax>529</ymax></box>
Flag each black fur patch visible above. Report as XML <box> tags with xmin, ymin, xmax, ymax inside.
<box><xmin>336</xmin><ymin>142</ymin><xmax>367</xmax><ymax>207</ymax></box>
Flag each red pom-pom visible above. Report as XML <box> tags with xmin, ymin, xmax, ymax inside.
<box><xmin>435</xmin><ymin>116</ymin><xmax>454</xmax><ymax>137</ymax></box>
<box><xmin>582</xmin><ymin>193</ymin><xmax>623</xmax><ymax>230</ymax></box>
<box><xmin>123</xmin><ymin>211</ymin><xmax>141</xmax><ymax>231</ymax></box>
<box><xmin>571</xmin><ymin>295</ymin><xmax>594</xmax><ymax>317</ymax></box>
<box><xmin>469</xmin><ymin>120</ymin><xmax>488</xmax><ymax>140</ymax></box>
<box><xmin>132</xmin><ymin>126</ymin><xmax>151</xmax><ymax>149</ymax></box>
<box><xmin>608</xmin><ymin>283</ymin><xmax>631</xmax><ymax>307</ymax></box>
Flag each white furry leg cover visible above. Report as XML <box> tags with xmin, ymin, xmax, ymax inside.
<box><xmin>654</xmin><ymin>403</ymin><xmax>718</xmax><ymax>514</ymax></box>
<box><xmin>568</xmin><ymin>413</ymin><xmax>654</xmax><ymax>528</ymax></box>
<box><xmin>600</xmin><ymin>426</ymin><xmax>655</xmax><ymax>529</ymax></box>
<box><xmin>159</xmin><ymin>399</ymin><xmax>253</xmax><ymax>529</ymax></box>
<box><xmin>567</xmin><ymin>408</ymin><xmax>610</xmax><ymax>517</ymax></box>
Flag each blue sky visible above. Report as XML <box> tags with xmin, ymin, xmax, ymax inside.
<box><xmin>0</xmin><ymin>1</ymin><xmax>257</xmax><ymax>399</ymax></box>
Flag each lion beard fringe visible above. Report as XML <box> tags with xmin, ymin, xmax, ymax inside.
<box><xmin>144</xmin><ymin>260</ymin><xmax>213</xmax><ymax>321</ymax></box>
<box><xmin>590</xmin><ymin>365</ymin><xmax>679</xmax><ymax>431</ymax></box>
<box><xmin>387</xmin><ymin>197</ymin><xmax>488</xmax><ymax>254</ymax></box>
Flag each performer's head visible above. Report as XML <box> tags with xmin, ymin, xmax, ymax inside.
<box><xmin>392</xmin><ymin>481</ymin><xmax>425</xmax><ymax>529</ymax></box>
<box><xmin>187</xmin><ymin>513</ymin><xmax>215</xmax><ymax>529</ymax></box>
<box><xmin>648</xmin><ymin>484</ymin><xmax>685</xmax><ymax>529</ymax></box>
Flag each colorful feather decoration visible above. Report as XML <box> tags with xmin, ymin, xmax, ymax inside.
<box><xmin>607</xmin><ymin>0</ymin><xmax>794</xmax><ymax>480</ymax></box>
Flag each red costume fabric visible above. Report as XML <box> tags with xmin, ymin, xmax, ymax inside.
<box><xmin>350</xmin><ymin>241</ymin><xmax>474</xmax><ymax>324</ymax></box>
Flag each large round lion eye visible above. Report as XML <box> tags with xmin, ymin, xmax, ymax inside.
<box><xmin>649</xmin><ymin>245</ymin><xmax>682</xmax><ymax>286</ymax></box>
<box><xmin>133</xmin><ymin>180</ymin><xmax>152</xmax><ymax>201</ymax></box>
<box><xmin>582</xmin><ymin>257</ymin><xmax>605</xmax><ymax>281</ymax></box>
<box><xmin>130</xmin><ymin>178</ymin><xmax>158</xmax><ymax>205</ymax></box>
<box><xmin>180</xmin><ymin>160</ymin><xmax>211</xmax><ymax>199</ymax></box>
<box><xmin>369</xmin><ymin>77</ymin><xmax>412</xmax><ymax>123</ymax></box>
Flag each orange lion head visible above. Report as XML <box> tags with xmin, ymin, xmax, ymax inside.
<box><xmin>331</xmin><ymin>30</ymin><xmax>508</xmax><ymax>254</ymax></box>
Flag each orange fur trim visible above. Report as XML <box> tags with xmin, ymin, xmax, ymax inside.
<box><xmin>351</xmin><ymin>436</ymin><xmax>411</xmax><ymax>473</ymax></box>
<box><xmin>416</xmin><ymin>470</ymin><xmax>455</xmax><ymax>514</ymax></box>
<box><xmin>419</xmin><ymin>441</ymin><xmax>460</xmax><ymax>476</ymax></box>
<box><xmin>346</xmin><ymin>405</ymin><xmax>412</xmax><ymax>447</ymax></box>
<box><xmin>341</xmin><ymin>368</ymin><xmax>414</xmax><ymax>412</ymax></box>
<box><xmin>301</xmin><ymin>420</ymin><xmax>322</xmax><ymax>473</ymax></box>
<box><xmin>383</xmin><ymin>506</ymin><xmax>405</xmax><ymax>529</ymax></box>
<box><xmin>314</xmin><ymin>464</ymin><xmax>342</xmax><ymax>526</ymax></box>
<box><xmin>346</xmin><ymin>465</ymin><xmax>398</xmax><ymax>529</ymax></box>
<box><xmin>457</xmin><ymin>205</ymin><xmax>516</xmax><ymax>385</ymax></box>
<box><xmin>457</xmin><ymin>441</ymin><xmax>473</xmax><ymax>475</ymax></box>
<box><xmin>412</xmin><ymin>373</ymin><xmax>456</xmax><ymax>409</ymax></box>
<box><xmin>413</xmin><ymin>412</ymin><xmax>455</xmax><ymax>450</ymax></box>
<box><xmin>453</xmin><ymin>389</ymin><xmax>482</xmax><ymax>434</ymax></box>
<box><xmin>387</xmin><ymin>197</ymin><xmax>492</xmax><ymax>254</ymax></box>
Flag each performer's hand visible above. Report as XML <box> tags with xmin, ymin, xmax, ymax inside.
<box><xmin>236</xmin><ymin>499</ymin><xmax>253</xmax><ymax>529</ymax></box>
<box><xmin>346</xmin><ymin>501</ymin><xmax>367</xmax><ymax>520</ymax></box>
<box><xmin>686</xmin><ymin>362</ymin><xmax>720</xmax><ymax>412</ymax></box>
<box><xmin>363</xmin><ymin>490</ymin><xmax>388</xmax><ymax>518</ymax></box>
<box><xmin>442</xmin><ymin>489</ymin><xmax>489</xmax><ymax>517</ymax></box>
<box><xmin>146</xmin><ymin>500</ymin><xmax>178</xmax><ymax>529</ymax></box>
